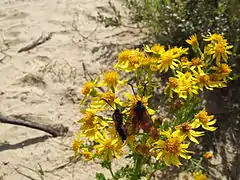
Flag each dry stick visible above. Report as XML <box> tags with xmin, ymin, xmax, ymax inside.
<box><xmin>17</xmin><ymin>32</ymin><xmax>53</xmax><ymax>53</ymax></box>
<box><xmin>0</xmin><ymin>115</ymin><xmax>68</xmax><ymax>137</ymax></box>
<box><xmin>45</xmin><ymin>156</ymin><xmax>81</xmax><ymax>173</ymax></box>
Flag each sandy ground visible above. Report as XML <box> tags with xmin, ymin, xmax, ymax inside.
<box><xmin>0</xmin><ymin>0</ymin><xmax>145</xmax><ymax>179</ymax></box>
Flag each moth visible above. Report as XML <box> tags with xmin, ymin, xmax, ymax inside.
<box><xmin>101</xmin><ymin>98</ymin><xmax>127</xmax><ymax>142</ymax></box>
<box><xmin>125</xmin><ymin>83</ymin><xmax>159</xmax><ymax>140</ymax></box>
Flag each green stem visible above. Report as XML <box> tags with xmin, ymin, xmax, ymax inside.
<box><xmin>134</xmin><ymin>154</ymin><xmax>143</xmax><ymax>178</ymax></box>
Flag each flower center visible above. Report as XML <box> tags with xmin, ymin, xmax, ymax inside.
<box><xmin>192</xmin><ymin>58</ymin><xmax>201</xmax><ymax>66</ymax></box>
<box><xmin>181</xmin><ymin>56</ymin><xmax>188</xmax><ymax>62</ymax></box>
<box><xmin>162</xmin><ymin>52</ymin><xmax>173</xmax><ymax>64</ymax></box>
<box><xmin>196</xmin><ymin>111</ymin><xmax>209</xmax><ymax>123</ymax></box>
<box><xmin>103</xmin><ymin>92</ymin><xmax>115</xmax><ymax>103</ymax></box>
<box><xmin>84</xmin><ymin>112</ymin><xmax>95</xmax><ymax>122</ymax></box>
<box><xmin>118</xmin><ymin>49</ymin><xmax>131</xmax><ymax>63</ymax></box>
<box><xmin>220</xmin><ymin>64</ymin><xmax>231</xmax><ymax>74</ymax></box>
<box><xmin>169</xmin><ymin>77</ymin><xmax>178</xmax><ymax>88</ymax></box>
<box><xmin>180</xmin><ymin>123</ymin><xmax>192</xmax><ymax>133</ymax></box>
<box><xmin>104</xmin><ymin>71</ymin><xmax>119</xmax><ymax>87</ymax></box>
<box><xmin>151</xmin><ymin>44</ymin><xmax>165</xmax><ymax>53</ymax></box>
<box><xmin>82</xmin><ymin>82</ymin><xmax>93</xmax><ymax>95</ymax></box>
<box><xmin>104</xmin><ymin>141</ymin><xmax>114</xmax><ymax>150</ymax></box>
<box><xmin>164</xmin><ymin>137</ymin><xmax>180</xmax><ymax>154</ymax></box>
<box><xmin>215</xmin><ymin>43</ymin><xmax>225</xmax><ymax>53</ymax></box>
<box><xmin>199</xmin><ymin>74</ymin><xmax>210</xmax><ymax>84</ymax></box>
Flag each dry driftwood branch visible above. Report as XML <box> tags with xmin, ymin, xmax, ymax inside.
<box><xmin>0</xmin><ymin>115</ymin><xmax>68</xmax><ymax>137</ymax></box>
<box><xmin>17</xmin><ymin>32</ymin><xmax>53</xmax><ymax>53</ymax></box>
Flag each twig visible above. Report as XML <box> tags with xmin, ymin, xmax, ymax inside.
<box><xmin>45</xmin><ymin>156</ymin><xmax>81</xmax><ymax>173</ymax></box>
<box><xmin>0</xmin><ymin>115</ymin><xmax>68</xmax><ymax>137</ymax></box>
<box><xmin>0</xmin><ymin>53</ymin><xmax>11</xmax><ymax>63</ymax></box>
<box><xmin>15</xmin><ymin>164</ymin><xmax>45</xmax><ymax>180</ymax></box>
<box><xmin>17</xmin><ymin>33</ymin><xmax>53</xmax><ymax>53</ymax></box>
<box><xmin>0</xmin><ymin>32</ymin><xmax>12</xmax><ymax>63</ymax></box>
<box><xmin>14</xmin><ymin>167</ymin><xmax>38</xmax><ymax>180</ymax></box>
<box><xmin>72</xmin><ymin>13</ymin><xmax>97</xmax><ymax>43</ymax></box>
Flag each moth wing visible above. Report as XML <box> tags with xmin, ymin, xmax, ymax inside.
<box><xmin>149</xmin><ymin>126</ymin><xmax>159</xmax><ymax>140</ymax></box>
<box><xmin>140</xmin><ymin>111</ymin><xmax>159</xmax><ymax>140</ymax></box>
<box><xmin>125</xmin><ymin>113</ymin><xmax>139</xmax><ymax>136</ymax></box>
<box><xmin>139</xmin><ymin>111</ymin><xmax>154</xmax><ymax>132</ymax></box>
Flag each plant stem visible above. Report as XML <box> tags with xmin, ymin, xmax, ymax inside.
<box><xmin>134</xmin><ymin>154</ymin><xmax>143</xmax><ymax>178</ymax></box>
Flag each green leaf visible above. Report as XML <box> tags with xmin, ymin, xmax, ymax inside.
<box><xmin>96</xmin><ymin>173</ymin><xmax>107</xmax><ymax>180</ymax></box>
<box><xmin>101</xmin><ymin>160</ymin><xmax>111</xmax><ymax>169</ymax></box>
<box><xmin>90</xmin><ymin>89</ymin><xmax>97</xmax><ymax>97</ymax></box>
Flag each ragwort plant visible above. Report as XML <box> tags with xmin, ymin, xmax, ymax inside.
<box><xmin>73</xmin><ymin>33</ymin><xmax>233</xmax><ymax>180</ymax></box>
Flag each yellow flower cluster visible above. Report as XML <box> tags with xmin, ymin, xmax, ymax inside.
<box><xmin>73</xmin><ymin>33</ymin><xmax>233</xmax><ymax>173</ymax></box>
<box><xmin>150</xmin><ymin>108</ymin><xmax>217</xmax><ymax>167</ymax></box>
<box><xmin>114</xmin><ymin>33</ymin><xmax>233</xmax><ymax>99</ymax></box>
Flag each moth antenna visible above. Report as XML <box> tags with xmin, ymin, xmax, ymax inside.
<box><xmin>128</xmin><ymin>83</ymin><xmax>138</xmax><ymax>99</ymax></box>
<box><xmin>142</xmin><ymin>82</ymin><xmax>148</xmax><ymax>97</ymax></box>
<box><xmin>101</xmin><ymin>98</ymin><xmax>115</xmax><ymax>110</ymax></box>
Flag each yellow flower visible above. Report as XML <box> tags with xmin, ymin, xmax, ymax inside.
<box><xmin>150</xmin><ymin>64</ymin><xmax>159</xmax><ymax>71</ymax></box>
<box><xmin>186</xmin><ymin>34</ymin><xmax>199</xmax><ymax>48</ymax></box>
<box><xmin>103</xmin><ymin>71</ymin><xmax>119</xmax><ymax>89</ymax></box>
<box><xmin>192</xmin><ymin>109</ymin><xmax>217</xmax><ymax>131</ymax></box>
<box><xmin>164</xmin><ymin>77</ymin><xmax>178</xmax><ymax>98</ymax></box>
<box><xmin>203</xmin><ymin>151</ymin><xmax>213</xmax><ymax>159</ymax></box>
<box><xmin>90</xmin><ymin>91</ymin><xmax>119</xmax><ymax>109</ymax></box>
<box><xmin>193</xmin><ymin>171</ymin><xmax>208</xmax><ymax>180</ymax></box>
<box><xmin>94</xmin><ymin>132</ymin><xmax>124</xmax><ymax>160</ymax></box>
<box><xmin>192</xmin><ymin>68</ymin><xmax>218</xmax><ymax>91</ymax></box>
<box><xmin>81</xmin><ymin>148</ymin><xmax>93</xmax><ymax>161</ymax></box>
<box><xmin>174</xmin><ymin>71</ymin><xmax>199</xmax><ymax>99</ymax></box>
<box><xmin>209</xmin><ymin>74</ymin><xmax>227</xmax><ymax>88</ymax></box>
<box><xmin>79</xmin><ymin>109</ymin><xmax>108</xmax><ymax>139</ymax></box>
<box><xmin>101</xmin><ymin>91</ymin><xmax>116</xmax><ymax>103</ymax></box>
<box><xmin>151</xmin><ymin>129</ymin><xmax>193</xmax><ymax>167</ymax></box>
<box><xmin>158</xmin><ymin>47</ymin><xmax>188</xmax><ymax>72</ymax></box>
<box><xmin>115</xmin><ymin>48</ymin><xmax>146</xmax><ymax>71</ymax></box>
<box><xmin>207</xmin><ymin>40</ymin><xmax>233</xmax><ymax>65</ymax></box>
<box><xmin>197</xmin><ymin>74</ymin><xmax>211</xmax><ymax>90</ymax></box>
<box><xmin>72</xmin><ymin>133</ymin><xmax>93</xmax><ymax>161</ymax></box>
<box><xmin>159</xmin><ymin>50</ymin><xmax>178</xmax><ymax>72</ymax></box>
<box><xmin>172</xmin><ymin>122</ymin><xmax>204</xmax><ymax>144</ymax></box>
<box><xmin>203</xmin><ymin>32</ymin><xmax>224</xmax><ymax>43</ymax></box>
<box><xmin>203</xmin><ymin>33</ymin><xmax>233</xmax><ymax>65</ymax></box>
<box><xmin>218</xmin><ymin>63</ymin><xmax>232</xmax><ymax>77</ymax></box>
<box><xmin>81</xmin><ymin>82</ymin><xmax>94</xmax><ymax>96</ymax></box>
<box><xmin>72</xmin><ymin>133</ymin><xmax>83</xmax><ymax>155</ymax></box>
<box><xmin>81</xmin><ymin>78</ymin><xmax>98</xmax><ymax>99</ymax></box>
<box><xmin>212</xmin><ymin>63</ymin><xmax>232</xmax><ymax>82</ymax></box>
<box><xmin>190</xmin><ymin>57</ymin><xmax>205</xmax><ymax>70</ymax></box>
<box><xmin>144</xmin><ymin>44</ymin><xmax>165</xmax><ymax>55</ymax></box>
<box><xmin>179</xmin><ymin>56</ymin><xmax>192</xmax><ymax>69</ymax></box>
<box><xmin>171</xmin><ymin>46</ymin><xmax>189</xmax><ymax>58</ymax></box>
<box><xmin>123</xmin><ymin>92</ymin><xmax>155</xmax><ymax>115</ymax></box>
